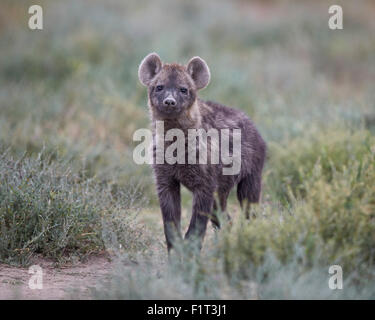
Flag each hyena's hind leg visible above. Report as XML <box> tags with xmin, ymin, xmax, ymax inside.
<box><xmin>237</xmin><ymin>172</ymin><xmax>262</xmax><ymax>219</ymax></box>
<box><xmin>210</xmin><ymin>198</ymin><xmax>220</xmax><ymax>229</ymax></box>
<box><xmin>210</xmin><ymin>189</ymin><xmax>231</xmax><ymax>229</ymax></box>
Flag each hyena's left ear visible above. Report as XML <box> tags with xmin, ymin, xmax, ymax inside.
<box><xmin>187</xmin><ymin>56</ymin><xmax>210</xmax><ymax>90</ymax></box>
<box><xmin>138</xmin><ymin>53</ymin><xmax>162</xmax><ymax>86</ymax></box>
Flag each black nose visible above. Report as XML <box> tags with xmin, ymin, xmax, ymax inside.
<box><xmin>163</xmin><ymin>98</ymin><xmax>176</xmax><ymax>106</ymax></box>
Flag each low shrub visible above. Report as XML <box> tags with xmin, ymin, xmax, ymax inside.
<box><xmin>0</xmin><ymin>148</ymin><xmax>149</xmax><ymax>265</ymax></box>
<box><xmin>266</xmin><ymin>128</ymin><xmax>374</xmax><ymax>202</ymax></box>
<box><xmin>220</xmin><ymin>129</ymin><xmax>375</xmax><ymax>277</ymax></box>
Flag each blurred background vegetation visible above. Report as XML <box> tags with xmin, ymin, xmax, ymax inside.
<box><xmin>1</xmin><ymin>0</ymin><xmax>375</xmax><ymax>298</ymax></box>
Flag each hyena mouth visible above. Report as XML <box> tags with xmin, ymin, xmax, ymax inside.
<box><xmin>158</xmin><ymin>105</ymin><xmax>182</xmax><ymax>117</ymax></box>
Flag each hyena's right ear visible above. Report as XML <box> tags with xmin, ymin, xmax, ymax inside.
<box><xmin>138</xmin><ymin>53</ymin><xmax>162</xmax><ymax>86</ymax></box>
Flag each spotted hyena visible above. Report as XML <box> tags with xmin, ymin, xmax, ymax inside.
<box><xmin>138</xmin><ymin>53</ymin><xmax>266</xmax><ymax>252</ymax></box>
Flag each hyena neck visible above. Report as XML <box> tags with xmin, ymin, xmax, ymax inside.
<box><xmin>177</xmin><ymin>99</ymin><xmax>202</xmax><ymax>130</ymax></box>
<box><xmin>151</xmin><ymin>99</ymin><xmax>203</xmax><ymax>133</ymax></box>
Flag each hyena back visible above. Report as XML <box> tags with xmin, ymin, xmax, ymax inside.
<box><xmin>138</xmin><ymin>53</ymin><xmax>266</xmax><ymax>252</ymax></box>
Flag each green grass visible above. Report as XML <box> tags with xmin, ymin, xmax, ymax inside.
<box><xmin>1</xmin><ymin>0</ymin><xmax>375</xmax><ymax>299</ymax></box>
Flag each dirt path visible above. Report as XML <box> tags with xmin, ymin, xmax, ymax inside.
<box><xmin>0</xmin><ymin>254</ymin><xmax>113</xmax><ymax>299</ymax></box>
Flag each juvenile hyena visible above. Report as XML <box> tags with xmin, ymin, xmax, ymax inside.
<box><xmin>138</xmin><ymin>53</ymin><xmax>266</xmax><ymax>252</ymax></box>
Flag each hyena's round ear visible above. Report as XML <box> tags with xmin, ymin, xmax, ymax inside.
<box><xmin>138</xmin><ymin>53</ymin><xmax>162</xmax><ymax>86</ymax></box>
<box><xmin>186</xmin><ymin>56</ymin><xmax>210</xmax><ymax>90</ymax></box>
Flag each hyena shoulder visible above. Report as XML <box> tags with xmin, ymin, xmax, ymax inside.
<box><xmin>200</xmin><ymin>99</ymin><xmax>254</xmax><ymax>132</ymax></box>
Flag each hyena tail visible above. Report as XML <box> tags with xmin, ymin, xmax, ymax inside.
<box><xmin>237</xmin><ymin>171</ymin><xmax>262</xmax><ymax>219</ymax></box>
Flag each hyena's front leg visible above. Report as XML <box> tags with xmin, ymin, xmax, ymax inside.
<box><xmin>157</xmin><ymin>179</ymin><xmax>182</xmax><ymax>252</ymax></box>
<box><xmin>185</xmin><ymin>189</ymin><xmax>214</xmax><ymax>249</ymax></box>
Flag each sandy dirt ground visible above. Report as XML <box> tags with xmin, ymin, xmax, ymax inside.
<box><xmin>0</xmin><ymin>254</ymin><xmax>113</xmax><ymax>300</ymax></box>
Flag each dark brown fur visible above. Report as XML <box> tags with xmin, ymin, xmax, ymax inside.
<box><xmin>138</xmin><ymin>53</ymin><xmax>266</xmax><ymax>251</ymax></box>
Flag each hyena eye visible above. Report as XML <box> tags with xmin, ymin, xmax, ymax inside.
<box><xmin>156</xmin><ymin>85</ymin><xmax>164</xmax><ymax>92</ymax></box>
<box><xmin>180</xmin><ymin>87</ymin><xmax>188</xmax><ymax>94</ymax></box>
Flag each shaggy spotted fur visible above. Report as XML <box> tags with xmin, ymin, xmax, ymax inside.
<box><xmin>138</xmin><ymin>53</ymin><xmax>266</xmax><ymax>251</ymax></box>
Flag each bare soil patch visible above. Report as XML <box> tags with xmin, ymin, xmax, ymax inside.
<box><xmin>0</xmin><ymin>253</ymin><xmax>113</xmax><ymax>300</ymax></box>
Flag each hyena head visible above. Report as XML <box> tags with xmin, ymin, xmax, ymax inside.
<box><xmin>138</xmin><ymin>53</ymin><xmax>210</xmax><ymax>120</ymax></box>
